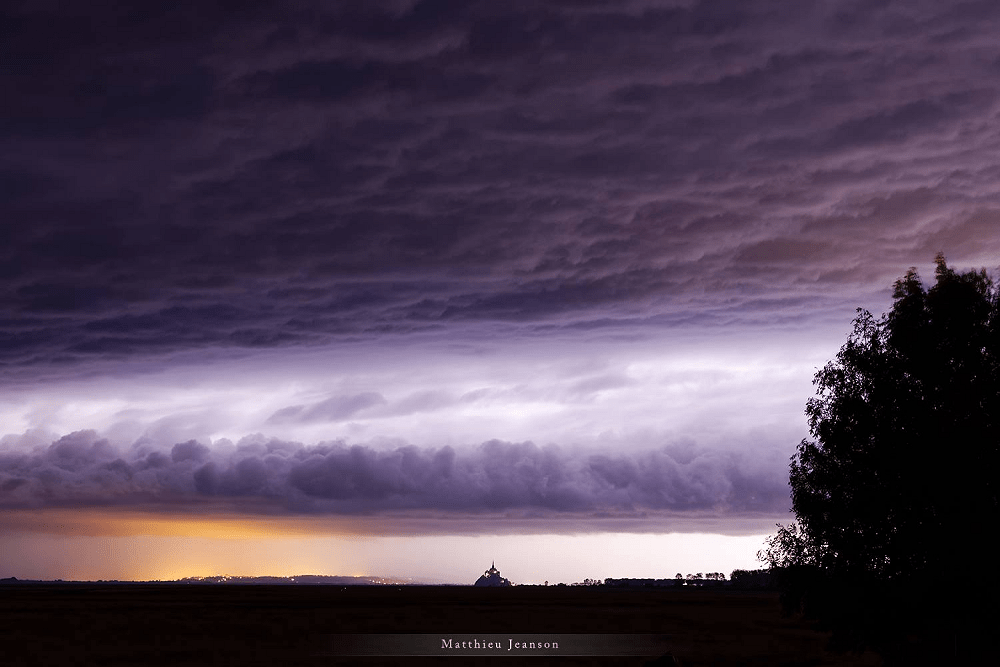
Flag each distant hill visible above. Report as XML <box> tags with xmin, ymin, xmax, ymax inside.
<box><xmin>172</xmin><ymin>575</ymin><xmax>418</xmax><ymax>585</ymax></box>
<box><xmin>0</xmin><ymin>575</ymin><xmax>421</xmax><ymax>585</ymax></box>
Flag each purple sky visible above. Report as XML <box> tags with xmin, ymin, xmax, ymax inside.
<box><xmin>3</xmin><ymin>0</ymin><xmax>1000</xmax><ymax>583</ymax></box>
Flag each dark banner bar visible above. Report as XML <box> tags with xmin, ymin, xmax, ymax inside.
<box><xmin>317</xmin><ymin>633</ymin><xmax>673</xmax><ymax>657</ymax></box>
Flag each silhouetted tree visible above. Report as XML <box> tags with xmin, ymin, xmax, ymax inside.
<box><xmin>729</xmin><ymin>569</ymin><xmax>773</xmax><ymax>590</ymax></box>
<box><xmin>762</xmin><ymin>255</ymin><xmax>999</xmax><ymax>663</ymax></box>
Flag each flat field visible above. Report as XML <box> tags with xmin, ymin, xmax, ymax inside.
<box><xmin>0</xmin><ymin>584</ymin><xmax>882</xmax><ymax>666</ymax></box>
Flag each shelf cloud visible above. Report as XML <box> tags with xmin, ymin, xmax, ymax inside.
<box><xmin>0</xmin><ymin>430</ymin><xmax>788</xmax><ymax>520</ymax></box>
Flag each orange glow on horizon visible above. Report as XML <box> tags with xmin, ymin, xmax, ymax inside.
<box><xmin>0</xmin><ymin>507</ymin><xmax>362</xmax><ymax>539</ymax></box>
<box><xmin>1</xmin><ymin>514</ymin><xmax>772</xmax><ymax>584</ymax></box>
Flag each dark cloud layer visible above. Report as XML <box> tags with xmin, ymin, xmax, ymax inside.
<box><xmin>5</xmin><ymin>1</ymin><xmax>1000</xmax><ymax>375</ymax></box>
<box><xmin>0</xmin><ymin>430</ymin><xmax>788</xmax><ymax>516</ymax></box>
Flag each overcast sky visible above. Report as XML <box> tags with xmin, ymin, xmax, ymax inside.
<box><xmin>3</xmin><ymin>0</ymin><xmax>999</xmax><ymax>584</ymax></box>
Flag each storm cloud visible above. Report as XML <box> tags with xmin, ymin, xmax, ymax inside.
<box><xmin>0</xmin><ymin>430</ymin><xmax>788</xmax><ymax>517</ymax></box>
<box><xmin>4</xmin><ymin>0</ymin><xmax>1000</xmax><ymax>377</ymax></box>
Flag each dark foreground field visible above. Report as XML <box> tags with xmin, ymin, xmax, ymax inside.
<box><xmin>0</xmin><ymin>584</ymin><xmax>881</xmax><ymax>666</ymax></box>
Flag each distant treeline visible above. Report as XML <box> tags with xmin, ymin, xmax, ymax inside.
<box><xmin>603</xmin><ymin>569</ymin><xmax>774</xmax><ymax>590</ymax></box>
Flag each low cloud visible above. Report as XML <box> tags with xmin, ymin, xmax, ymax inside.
<box><xmin>0</xmin><ymin>431</ymin><xmax>789</xmax><ymax>518</ymax></box>
<box><xmin>267</xmin><ymin>392</ymin><xmax>387</xmax><ymax>424</ymax></box>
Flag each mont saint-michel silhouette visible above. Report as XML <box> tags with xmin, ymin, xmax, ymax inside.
<box><xmin>474</xmin><ymin>561</ymin><xmax>512</xmax><ymax>587</ymax></box>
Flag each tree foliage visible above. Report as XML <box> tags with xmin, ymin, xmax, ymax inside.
<box><xmin>762</xmin><ymin>255</ymin><xmax>999</xmax><ymax>661</ymax></box>
<box><xmin>766</xmin><ymin>254</ymin><xmax>999</xmax><ymax>582</ymax></box>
